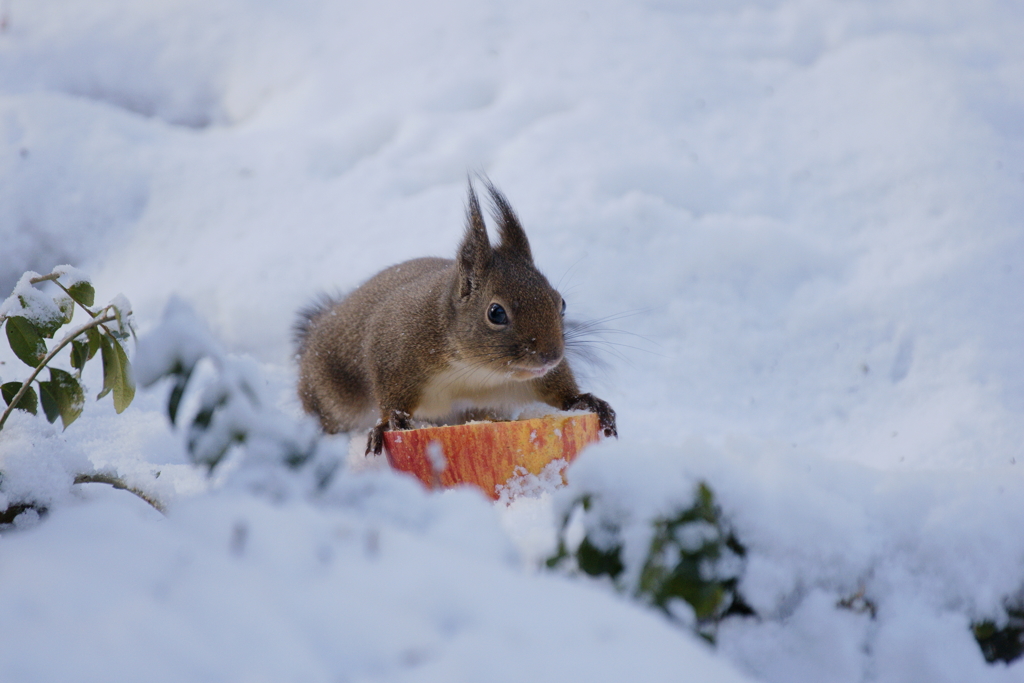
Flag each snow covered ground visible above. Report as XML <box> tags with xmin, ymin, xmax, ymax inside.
<box><xmin>2</xmin><ymin>0</ymin><xmax>1023</xmax><ymax>680</ymax></box>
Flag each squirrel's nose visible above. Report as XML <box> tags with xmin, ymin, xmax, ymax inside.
<box><xmin>536</xmin><ymin>349</ymin><xmax>563</xmax><ymax>366</ymax></box>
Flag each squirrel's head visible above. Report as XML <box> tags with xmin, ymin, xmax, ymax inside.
<box><xmin>452</xmin><ymin>181</ymin><xmax>566</xmax><ymax>381</ymax></box>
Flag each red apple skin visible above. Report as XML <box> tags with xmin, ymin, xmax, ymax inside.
<box><xmin>383</xmin><ymin>413</ymin><xmax>602</xmax><ymax>500</ymax></box>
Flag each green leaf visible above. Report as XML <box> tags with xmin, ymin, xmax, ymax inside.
<box><xmin>38</xmin><ymin>381</ymin><xmax>59</xmax><ymax>424</ymax></box>
<box><xmin>973</xmin><ymin>607</ymin><xmax>1024</xmax><ymax>664</ymax></box>
<box><xmin>99</xmin><ymin>333</ymin><xmax>135</xmax><ymax>413</ymax></box>
<box><xmin>97</xmin><ymin>333</ymin><xmax>114</xmax><ymax>400</ymax></box>
<box><xmin>85</xmin><ymin>326</ymin><xmax>102</xmax><ymax>361</ymax></box>
<box><xmin>5</xmin><ymin>316</ymin><xmax>47</xmax><ymax>367</ymax></box>
<box><xmin>576</xmin><ymin>537</ymin><xmax>626</xmax><ymax>579</ymax></box>
<box><xmin>37</xmin><ymin>368</ymin><xmax>84</xmax><ymax>430</ymax></box>
<box><xmin>168</xmin><ymin>368</ymin><xmax>193</xmax><ymax>425</ymax></box>
<box><xmin>187</xmin><ymin>397</ymin><xmax>244</xmax><ymax>472</ymax></box>
<box><xmin>1</xmin><ymin>382</ymin><xmax>19</xmax><ymax>406</ymax></box>
<box><xmin>67</xmin><ymin>281</ymin><xmax>95</xmax><ymax>308</ymax></box>
<box><xmin>2</xmin><ymin>381</ymin><xmax>38</xmax><ymax>416</ymax></box>
<box><xmin>111</xmin><ymin>305</ymin><xmax>131</xmax><ymax>340</ymax></box>
<box><xmin>70</xmin><ymin>339</ymin><xmax>89</xmax><ymax>372</ymax></box>
<box><xmin>55</xmin><ymin>295</ymin><xmax>75</xmax><ymax>324</ymax></box>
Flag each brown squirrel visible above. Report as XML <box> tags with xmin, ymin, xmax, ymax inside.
<box><xmin>294</xmin><ymin>180</ymin><xmax>617</xmax><ymax>456</ymax></box>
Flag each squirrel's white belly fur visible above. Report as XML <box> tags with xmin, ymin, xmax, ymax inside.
<box><xmin>413</xmin><ymin>360</ymin><xmax>542</xmax><ymax>420</ymax></box>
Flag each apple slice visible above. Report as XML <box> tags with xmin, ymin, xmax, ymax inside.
<box><xmin>383</xmin><ymin>412</ymin><xmax>602</xmax><ymax>500</ymax></box>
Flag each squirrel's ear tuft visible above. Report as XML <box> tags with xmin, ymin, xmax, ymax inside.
<box><xmin>458</xmin><ymin>181</ymin><xmax>491</xmax><ymax>298</ymax></box>
<box><xmin>486</xmin><ymin>181</ymin><xmax>533</xmax><ymax>263</ymax></box>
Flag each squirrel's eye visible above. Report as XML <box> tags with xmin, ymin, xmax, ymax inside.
<box><xmin>560</xmin><ymin>298</ymin><xmax>566</xmax><ymax>316</ymax></box>
<box><xmin>487</xmin><ymin>303</ymin><xmax>509</xmax><ymax>326</ymax></box>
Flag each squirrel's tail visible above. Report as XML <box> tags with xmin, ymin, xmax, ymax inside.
<box><xmin>293</xmin><ymin>292</ymin><xmax>338</xmax><ymax>355</ymax></box>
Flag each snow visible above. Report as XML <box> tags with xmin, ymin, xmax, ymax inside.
<box><xmin>49</xmin><ymin>264</ymin><xmax>90</xmax><ymax>289</ymax></box>
<box><xmin>495</xmin><ymin>459</ymin><xmax>570</xmax><ymax>505</ymax></box>
<box><xmin>0</xmin><ymin>483</ymin><xmax>751</xmax><ymax>683</ymax></box>
<box><xmin>552</xmin><ymin>438</ymin><xmax>1024</xmax><ymax>681</ymax></box>
<box><xmin>2</xmin><ymin>0</ymin><xmax>1024</xmax><ymax>681</ymax></box>
<box><xmin>0</xmin><ymin>270</ymin><xmax>61</xmax><ymax>324</ymax></box>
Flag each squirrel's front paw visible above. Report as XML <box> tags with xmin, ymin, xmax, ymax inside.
<box><xmin>565</xmin><ymin>393</ymin><xmax>617</xmax><ymax>438</ymax></box>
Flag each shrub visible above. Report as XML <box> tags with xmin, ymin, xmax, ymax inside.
<box><xmin>548</xmin><ymin>479</ymin><xmax>751</xmax><ymax>641</ymax></box>
<box><xmin>0</xmin><ymin>267</ymin><xmax>134</xmax><ymax>431</ymax></box>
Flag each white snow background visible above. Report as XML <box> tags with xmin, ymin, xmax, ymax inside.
<box><xmin>2</xmin><ymin>0</ymin><xmax>1023</xmax><ymax>681</ymax></box>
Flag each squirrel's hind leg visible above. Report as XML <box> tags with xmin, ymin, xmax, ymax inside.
<box><xmin>365</xmin><ymin>409</ymin><xmax>413</xmax><ymax>456</ymax></box>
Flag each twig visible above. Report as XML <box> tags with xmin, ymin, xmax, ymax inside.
<box><xmin>51</xmin><ymin>279</ymin><xmax>101</xmax><ymax>320</ymax></box>
<box><xmin>73</xmin><ymin>473</ymin><xmax>166</xmax><ymax>514</ymax></box>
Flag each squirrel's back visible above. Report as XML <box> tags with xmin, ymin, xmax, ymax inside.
<box><xmin>296</xmin><ymin>257</ymin><xmax>453</xmax><ymax>432</ymax></box>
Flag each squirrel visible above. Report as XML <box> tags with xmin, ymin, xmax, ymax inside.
<box><xmin>294</xmin><ymin>180</ymin><xmax>617</xmax><ymax>456</ymax></box>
